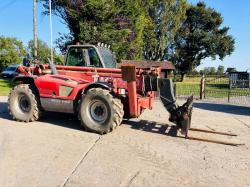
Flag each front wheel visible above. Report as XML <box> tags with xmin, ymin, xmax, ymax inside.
<box><xmin>8</xmin><ymin>84</ymin><xmax>41</xmax><ymax>122</ymax></box>
<box><xmin>78</xmin><ymin>88</ymin><xmax>124</xmax><ymax>134</ymax></box>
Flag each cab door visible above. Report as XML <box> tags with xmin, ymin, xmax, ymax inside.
<box><xmin>66</xmin><ymin>47</ymin><xmax>86</xmax><ymax>66</ymax></box>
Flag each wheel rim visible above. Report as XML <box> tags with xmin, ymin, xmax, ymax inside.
<box><xmin>88</xmin><ymin>100</ymin><xmax>108</xmax><ymax>123</ymax></box>
<box><xmin>18</xmin><ymin>94</ymin><xmax>31</xmax><ymax>113</ymax></box>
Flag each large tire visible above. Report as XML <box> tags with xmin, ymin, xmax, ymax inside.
<box><xmin>78</xmin><ymin>88</ymin><xmax>124</xmax><ymax>134</ymax></box>
<box><xmin>8</xmin><ymin>84</ymin><xmax>41</xmax><ymax>122</ymax></box>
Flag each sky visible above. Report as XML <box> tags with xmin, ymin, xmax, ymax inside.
<box><xmin>0</xmin><ymin>0</ymin><xmax>67</xmax><ymax>50</ymax></box>
<box><xmin>189</xmin><ymin>0</ymin><xmax>250</xmax><ymax>71</ymax></box>
<box><xmin>0</xmin><ymin>0</ymin><xmax>249</xmax><ymax>71</ymax></box>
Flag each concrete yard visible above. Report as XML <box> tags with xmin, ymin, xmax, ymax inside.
<box><xmin>0</xmin><ymin>96</ymin><xmax>250</xmax><ymax>187</ymax></box>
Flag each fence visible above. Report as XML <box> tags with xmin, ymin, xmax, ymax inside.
<box><xmin>174</xmin><ymin>75</ymin><xmax>250</xmax><ymax>106</ymax></box>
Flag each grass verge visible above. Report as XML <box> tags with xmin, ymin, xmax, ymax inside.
<box><xmin>0</xmin><ymin>79</ymin><xmax>12</xmax><ymax>96</ymax></box>
<box><xmin>175</xmin><ymin>80</ymin><xmax>250</xmax><ymax>98</ymax></box>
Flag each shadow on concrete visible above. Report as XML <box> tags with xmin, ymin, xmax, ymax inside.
<box><xmin>40</xmin><ymin>112</ymin><xmax>83</xmax><ymax>131</ymax></box>
<box><xmin>194</xmin><ymin>102</ymin><xmax>250</xmax><ymax>116</ymax></box>
<box><xmin>0</xmin><ymin>101</ymin><xmax>10</xmax><ymax>120</ymax></box>
<box><xmin>124</xmin><ymin>119</ymin><xmax>182</xmax><ymax>138</ymax></box>
<box><xmin>0</xmin><ymin>100</ymin><xmax>83</xmax><ymax>131</ymax></box>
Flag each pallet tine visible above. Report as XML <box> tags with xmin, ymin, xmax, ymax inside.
<box><xmin>186</xmin><ymin>136</ymin><xmax>244</xmax><ymax>146</ymax></box>
<box><xmin>189</xmin><ymin>128</ymin><xmax>238</xmax><ymax>136</ymax></box>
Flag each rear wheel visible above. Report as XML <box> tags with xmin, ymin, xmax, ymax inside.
<box><xmin>79</xmin><ymin>88</ymin><xmax>124</xmax><ymax>134</ymax></box>
<box><xmin>8</xmin><ymin>84</ymin><xmax>41</xmax><ymax>122</ymax></box>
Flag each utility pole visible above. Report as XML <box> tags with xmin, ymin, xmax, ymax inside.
<box><xmin>33</xmin><ymin>0</ymin><xmax>38</xmax><ymax>58</ymax></box>
<box><xmin>49</xmin><ymin>0</ymin><xmax>53</xmax><ymax>63</ymax></box>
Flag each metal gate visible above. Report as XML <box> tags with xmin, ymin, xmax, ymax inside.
<box><xmin>205</xmin><ymin>76</ymin><xmax>250</xmax><ymax>106</ymax></box>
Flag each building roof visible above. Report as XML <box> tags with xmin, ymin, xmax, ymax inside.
<box><xmin>229</xmin><ymin>71</ymin><xmax>249</xmax><ymax>75</ymax></box>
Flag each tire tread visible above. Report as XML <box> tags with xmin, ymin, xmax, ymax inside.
<box><xmin>79</xmin><ymin>88</ymin><xmax>124</xmax><ymax>134</ymax></box>
<box><xmin>8</xmin><ymin>84</ymin><xmax>42</xmax><ymax>122</ymax></box>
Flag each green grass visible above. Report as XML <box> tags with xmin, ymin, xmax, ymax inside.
<box><xmin>175</xmin><ymin>82</ymin><xmax>200</xmax><ymax>97</ymax></box>
<box><xmin>174</xmin><ymin>77</ymin><xmax>250</xmax><ymax>98</ymax></box>
<box><xmin>0</xmin><ymin>79</ymin><xmax>12</xmax><ymax>96</ymax></box>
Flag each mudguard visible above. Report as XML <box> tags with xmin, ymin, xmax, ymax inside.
<box><xmin>84</xmin><ymin>82</ymin><xmax>113</xmax><ymax>93</ymax></box>
<box><xmin>12</xmin><ymin>75</ymin><xmax>36</xmax><ymax>85</ymax></box>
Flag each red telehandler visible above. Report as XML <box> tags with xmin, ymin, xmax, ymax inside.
<box><xmin>8</xmin><ymin>44</ymin><xmax>193</xmax><ymax>135</ymax></box>
<box><xmin>8</xmin><ymin>44</ymin><xmax>240</xmax><ymax>146</ymax></box>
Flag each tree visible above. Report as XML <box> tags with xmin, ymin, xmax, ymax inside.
<box><xmin>168</xmin><ymin>2</ymin><xmax>235</xmax><ymax>81</ymax></box>
<box><xmin>217</xmin><ymin>65</ymin><xmax>225</xmax><ymax>75</ymax></box>
<box><xmin>226</xmin><ymin>67</ymin><xmax>237</xmax><ymax>73</ymax></box>
<box><xmin>28</xmin><ymin>39</ymin><xmax>64</xmax><ymax>64</ymax></box>
<box><xmin>199</xmin><ymin>69</ymin><xmax>204</xmax><ymax>75</ymax></box>
<box><xmin>209</xmin><ymin>67</ymin><xmax>216</xmax><ymax>75</ymax></box>
<box><xmin>0</xmin><ymin>36</ymin><xmax>26</xmax><ymax>71</ymax></box>
<box><xmin>40</xmin><ymin>0</ymin><xmax>187</xmax><ymax>61</ymax></box>
<box><xmin>187</xmin><ymin>69</ymin><xmax>199</xmax><ymax>76</ymax></box>
<box><xmin>202</xmin><ymin>67</ymin><xmax>216</xmax><ymax>75</ymax></box>
<box><xmin>54</xmin><ymin>54</ymin><xmax>64</xmax><ymax>65</ymax></box>
<box><xmin>143</xmin><ymin>0</ymin><xmax>187</xmax><ymax>60</ymax></box>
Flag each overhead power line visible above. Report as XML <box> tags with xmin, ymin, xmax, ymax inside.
<box><xmin>0</xmin><ymin>0</ymin><xmax>17</xmax><ymax>13</ymax></box>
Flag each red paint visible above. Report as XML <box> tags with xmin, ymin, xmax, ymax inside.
<box><xmin>18</xmin><ymin>64</ymin><xmax>157</xmax><ymax>117</ymax></box>
<box><xmin>34</xmin><ymin>74</ymin><xmax>89</xmax><ymax>100</ymax></box>
<box><xmin>56</xmin><ymin>65</ymin><xmax>122</xmax><ymax>74</ymax></box>
<box><xmin>127</xmin><ymin>81</ymin><xmax>138</xmax><ymax>117</ymax></box>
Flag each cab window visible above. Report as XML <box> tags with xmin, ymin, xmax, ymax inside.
<box><xmin>88</xmin><ymin>48</ymin><xmax>102</xmax><ymax>67</ymax></box>
<box><xmin>67</xmin><ymin>47</ymin><xmax>103</xmax><ymax>67</ymax></box>
<box><xmin>67</xmin><ymin>48</ymin><xmax>85</xmax><ymax>66</ymax></box>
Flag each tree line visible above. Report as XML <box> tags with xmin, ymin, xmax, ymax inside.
<box><xmin>1</xmin><ymin>1</ymin><xmax>235</xmax><ymax>78</ymax></box>
<box><xmin>0</xmin><ymin>37</ymin><xmax>63</xmax><ymax>71</ymax></box>
<box><xmin>187</xmin><ymin>65</ymin><xmax>237</xmax><ymax>76</ymax></box>
<box><xmin>42</xmin><ymin>0</ymin><xmax>235</xmax><ymax>79</ymax></box>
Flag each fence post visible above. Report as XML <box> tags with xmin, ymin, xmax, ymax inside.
<box><xmin>228</xmin><ymin>80</ymin><xmax>231</xmax><ymax>103</ymax></box>
<box><xmin>174</xmin><ymin>83</ymin><xmax>177</xmax><ymax>97</ymax></box>
<box><xmin>200</xmin><ymin>75</ymin><xmax>205</xmax><ymax>100</ymax></box>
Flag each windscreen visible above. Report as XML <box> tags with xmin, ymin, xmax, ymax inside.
<box><xmin>98</xmin><ymin>48</ymin><xmax>116</xmax><ymax>68</ymax></box>
<box><xmin>66</xmin><ymin>47</ymin><xmax>103</xmax><ymax>67</ymax></box>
